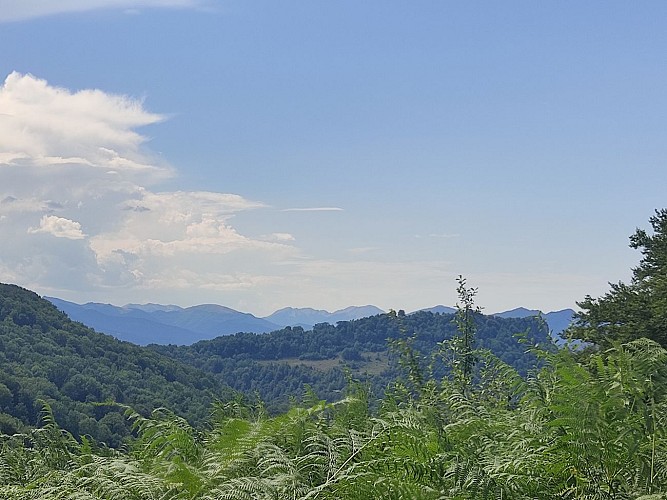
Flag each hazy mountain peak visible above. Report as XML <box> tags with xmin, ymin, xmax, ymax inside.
<box><xmin>332</xmin><ymin>305</ymin><xmax>380</xmax><ymax>314</ymax></box>
<box><xmin>331</xmin><ymin>305</ymin><xmax>385</xmax><ymax>317</ymax></box>
<box><xmin>493</xmin><ymin>307</ymin><xmax>542</xmax><ymax>318</ymax></box>
<box><xmin>45</xmin><ymin>297</ymin><xmax>281</xmax><ymax>345</ymax></box>
<box><xmin>184</xmin><ymin>304</ymin><xmax>242</xmax><ymax>314</ymax></box>
<box><xmin>265</xmin><ymin>305</ymin><xmax>385</xmax><ymax>328</ymax></box>
<box><xmin>491</xmin><ymin>307</ymin><xmax>576</xmax><ymax>346</ymax></box>
<box><xmin>123</xmin><ymin>303</ymin><xmax>183</xmax><ymax>313</ymax></box>
<box><xmin>272</xmin><ymin>306</ymin><xmax>329</xmax><ymax>315</ymax></box>
<box><xmin>415</xmin><ymin>305</ymin><xmax>457</xmax><ymax>315</ymax></box>
<box><xmin>45</xmin><ymin>295</ymin><xmax>576</xmax><ymax>347</ymax></box>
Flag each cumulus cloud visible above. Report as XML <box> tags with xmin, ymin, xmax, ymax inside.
<box><xmin>28</xmin><ymin>215</ymin><xmax>86</xmax><ymax>239</ymax></box>
<box><xmin>0</xmin><ymin>195</ymin><xmax>51</xmax><ymax>213</ymax></box>
<box><xmin>0</xmin><ymin>72</ymin><xmax>167</xmax><ymax>177</ymax></box>
<box><xmin>89</xmin><ymin>190</ymin><xmax>284</xmax><ymax>267</ymax></box>
<box><xmin>0</xmin><ymin>0</ymin><xmax>203</xmax><ymax>23</ymax></box>
<box><xmin>0</xmin><ymin>72</ymin><xmax>296</xmax><ymax>300</ymax></box>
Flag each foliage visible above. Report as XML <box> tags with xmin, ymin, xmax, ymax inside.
<box><xmin>152</xmin><ymin>307</ymin><xmax>553</xmax><ymax>412</ymax></box>
<box><xmin>3</xmin><ymin>266</ymin><xmax>667</xmax><ymax>498</ymax></box>
<box><xmin>450</xmin><ymin>275</ymin><xmax>481</xmax><ymax>391</ymax></box>
<box><xmin>3</xmin><ymin>336</ymin><xmax>667</xmax><ymax>498</ymax></box>
<box><xmin>4</xmin><ymin>207</ymin><xmax>667</xmax><ymax>497</ymax></box>
<box><xmin>569</xmin><ymin>208</ymin><xmax>667</xmax><ymax>348</ymax></box>
<box><xmin>0</xmin><ymin>283</ymin><xmax>232</xmax><ymax>445</ymax></box>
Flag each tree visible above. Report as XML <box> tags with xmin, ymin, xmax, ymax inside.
<box><xmin>450</xmin><ymin>275</ymin><xmax>481</xmax><ymax>392</ymax></box>
<box><xmin>569</xmin><ymin>209</ymin><xmax>667</xmax><ymax>348</ymax></box>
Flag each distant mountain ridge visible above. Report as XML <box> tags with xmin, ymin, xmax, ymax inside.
<box><xmin>416</xmin><ymin>305</ymin><xmax>457</xmax><ymax>315</ymax></box>
<box><xmin>265</xmin><ymin>305</ymin><xmax>385</xmax><ymax>328</ymax></box>
<box><xmin>46</xmin><ymin>298</ymin><xmax>282</xmax><ymax>345</ymax></box>
<box><xmin>414</xmin><ymin>305</ymin><xmax>575</xmax><ymax>341</ymax></box>
<box><xmin>46</xmin><ymin>299</ymin><xmax>387</xmax><ymax>345</ymax></box>
<box><xmin>46</xmin><ymin>297</ymin><xmax>575</xmax><ymax>346</ymax></box>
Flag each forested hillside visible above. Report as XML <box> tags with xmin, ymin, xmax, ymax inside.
<box><xmin>0</xmin><ymin>284</ymin><xmax>231</xmax><ymax>445</ymax></box>
<box><xmin>3</xmin><ymin>304</ymin><xmax>667</xmax><ymax>498</ymax></box>
<box><xmin>151</xmin><ymin>309</ymin><xmax>552</xmax><ymax>411</ymax></box>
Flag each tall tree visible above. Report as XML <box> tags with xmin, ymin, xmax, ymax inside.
<box><xmin>449</xmin><ymin>275</ymin><xmax>481</xmax><ymax>393</ymax></box>
<box><xmin>569</xmin><ymin>208</ymin><xmax>667</xmax><ymax>348</ymax></box>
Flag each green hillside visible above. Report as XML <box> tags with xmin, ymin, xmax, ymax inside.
<box><xmin>0</xmin><ymin>284</ymin><xmax>231</xmax><ymax>446</ymax></box>
<box><xmin>151</xmin><ymin>308</ymin><xmax>553</xmax><ymax>412</ymax></box>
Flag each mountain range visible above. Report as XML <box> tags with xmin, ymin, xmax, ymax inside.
<box><xmin>46</xmin><ymin>297</ymin><xmax>575</xmax><ymax>346</ymax></box>
<box><xmin>264</xmin><ymin>305</ymin><xmax>385</xmax><ymax>329</ymax></box>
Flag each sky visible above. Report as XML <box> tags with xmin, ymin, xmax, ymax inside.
<box><xmin>1</xmin><ymin>1</ymin><xmax>666</xmax><ymax>316</ymax></box>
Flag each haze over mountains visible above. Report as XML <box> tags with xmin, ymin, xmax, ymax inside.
<box><xmin>46</xmin><ymin>297</ymin><xmax>574</xmax><ymax>346</ymax></box>
<box><xmin>47</xmin><ymin>297</ymin><xmax>281</xmax><ymax>345</ymax></box>
<box><xmin>264</xmin><ymin>305</ymin><xmax>385</xmax><ymax>329</ymax></box>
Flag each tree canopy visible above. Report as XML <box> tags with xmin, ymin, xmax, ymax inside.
<box><xmin>3</xmin><ymin>328</ymin><xmax>667</xmax><ymax>498</ymax></box>
<box><xmin>0</xmin><ymin>283</ymin><xmax>231</xmax><ymax>445</ymax></box>
<box><xmin>569</xmin><ymin>208</ymin><xmax>667</xmax><ymax>348</ymax></box>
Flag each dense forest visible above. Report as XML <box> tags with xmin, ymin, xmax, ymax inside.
<box><xmin>151</xmin><ymin>308</ymin><xmax>551</xmax><ymax>411</ymax></box>
<box><xmin>1</xmin><ymin>209</ymin><xmax>667</xmax><ymax>498</ymax></box>
<box><xmin>0</xmin><ymin>284</ymin><xmax>231</xmax><ymax>446</ymax></box>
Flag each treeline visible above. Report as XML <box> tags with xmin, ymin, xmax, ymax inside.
<box><xmin>158</xmin><ymin>311</ymin><xmax>550</xmax><ymax>367</ymax></box>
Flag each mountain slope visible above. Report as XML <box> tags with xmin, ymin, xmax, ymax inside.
<box><xmin>46</xmin><ymin>297</ymin><xmax>281</xmax><ymax>345</ymax></box>
<box><xmin>493</xmin><ymin>307</ymin><xmax>541</xmax><ymax>319</ymax></box>
<box><xmin>152</xmin><ymin>309</ymin><xmax>554</xmax><ymax>411</ymax></box>
<box><xmin>151</xmin><ymin>304</ymin><xmax>281</xmax><ymax>338</ymax></box>
<box><xmin>415</xmin><ymin>305</ymin><xmax>457</xmax><ymax>314</ymax></box>
<box><xmin>543</xmin><ymin>309</ymin><xmax>576</xmax><ymax>336</ymax></box>
<box><xmin>0</xmin><ymin>284</ymin><xmax>231</xmax><ymax>444</ymax></box>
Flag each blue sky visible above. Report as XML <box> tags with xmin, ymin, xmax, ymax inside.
<box><xmin>1</xmin><ymin>1</ymin><xmax>665</xmax><ymax>315</ymax></box>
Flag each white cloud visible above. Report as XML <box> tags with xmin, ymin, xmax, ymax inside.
<box><xmin>89</xmin><ymin>190</ymin><xmax>273</xmax><ymax>264</ymax></box>
<box><xmin>124</xmin><ymin>191</ymin><xmax>265</xmax><ymax>219</ymax></box>
<box><xmin>0</xmin><ymin>72</ymin><xmax>297</xmax><ymax>300</ymax></box>
<box><xmin>139</xmin><ymin>269</ymin><xmax>283</xmax><ymax>292</ymax></box>
<box><xmin>346</xmin><ymin>246</ymin><xmax>379</xmax><ymax>254</ymax></box>
<box><xmin>2</xmin><ymin>72</ymin><xmax>476</xmax><ymax>315</ymax></box>
<box><xmin>0</xmin><ymin>195</ymin><xmax>52</xmax><ymax>214</ymax></box>
<box><xmin>0</xmin><ymin>0</ymin><xmax>203</xmax><ymax>23</ymax></box>
<box><xmin>0</xmin><ymin>72</ymin><xmax>168</xmax><ymax>178</ymax></box>
<box><xmin>428</xmin><ymin>233</ymin><xmax>460</xmax><ymax>238</ymax></box>
<box><xmin>28</xmin><ymin>215</ymin><xmax>86</xmax><ymax>239</ymax></box>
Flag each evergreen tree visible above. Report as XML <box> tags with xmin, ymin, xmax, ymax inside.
<box><xmin>569</xmin><ymin>208</ymin><xmax>667</xmax><ymax>348</ymax></box>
